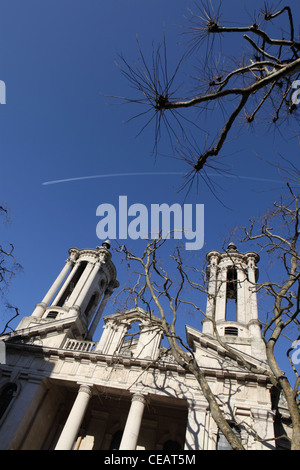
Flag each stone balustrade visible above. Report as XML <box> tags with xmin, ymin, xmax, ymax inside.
<box><xmin>64</xmin><ymin>338</ymin><xmax>97</xmax><ymax>353</ymax></box>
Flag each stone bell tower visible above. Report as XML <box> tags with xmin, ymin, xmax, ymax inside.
<box><xmin>202</xmin><ymin>242</ymin><xmax>265</xmax><ymax>360</ymax></box>
<box><xmin>16</xmin><ymin>241</ymin><xmax>119</xmax><ymax>346</ymax></box>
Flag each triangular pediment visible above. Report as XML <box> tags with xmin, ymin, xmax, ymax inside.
<box><xmin>103</xmin><ymin>307</ymin><xmax>161</xmax><ymax>325</ymax></box>
<box><xmin>0</xmin><ymin>314</ymin><xmax>84</xmax><ymax>349</ymax></box>
<box><xmin>186</xmin><ymin>325</ymin><xmax>270</xmax><ymax>379</ymax></box>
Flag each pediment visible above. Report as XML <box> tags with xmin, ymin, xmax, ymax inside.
<box><xmin>185</xmin><ymin>325</ymin><xmax>270</xmax><ymax>378</ymax></box>
<box><xmin>103</xmin><ymin>307</ymin><xmax>161</xmax><ymax>326</ymax></box>
<box><xmin>0</xmin><ymin>315</ymin><xmax>83</xmax><ymax>349</ymax></box>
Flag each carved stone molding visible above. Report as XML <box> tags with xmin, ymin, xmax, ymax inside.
<box><xmin>78</xmin><ymin>384</ymin><xmax>92</xmax><ymax>397</ymax></box>
<box><xmin>131</xmin><ymin>393</ymin><xmax>146</xmax><ymax>405</ymax></box>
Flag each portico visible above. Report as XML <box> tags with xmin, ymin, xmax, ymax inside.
<box><xmin>0</xmin><ymin>244</ymin><xmax>283</xmax><ymax>450</ymax></box>
<box><xmin>54</xmin><ymin>385</ymin><xmax>148</xmax><ymax>451</ymax></box>
<box><xmin>22</xmin><ymin>379</ymin><xmax>188</xmax><ymax>450</ymax></box>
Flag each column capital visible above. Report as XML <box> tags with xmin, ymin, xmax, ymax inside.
<box><xmin>186</xmin><ymin>398</ymin><xmax>209</xmax><ymax>411</ymax></box>
<box><xmin>131</xmin><ymin>393</ymin><xmax>146</xmax><ymax>405</ymax></box>
<box><xmin>68</xmin><ymin>248</ymin><xmax>80</xmax><ymax>261</ymax></box>
<box><xmin>104</xmin><ymin>286</ymin><xmax>114</xmax><ymax>296</ymax></box>
<box><xmin>78</xmin><ymin>384</ymin><xmax>93</xmax><ymax>397</ymax></box>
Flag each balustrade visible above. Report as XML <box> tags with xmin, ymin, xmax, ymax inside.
<box><xmin>64</xmin><ymin>338</ymin><xmax>97</xmax><ymax>352</ymax></box>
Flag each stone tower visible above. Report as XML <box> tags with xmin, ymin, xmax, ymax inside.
<box><xmin>16</xmin><ymin>242</ymin><xmax>119</xmax><ymax>347</ymax></box>
<box><xmin>0</xmin><ymin>243</ymin><xmax>286</xmax><ymax>450</ymax></box>
<box><xmin>202</xmin><ymin>242</ymin><xmax>265</xmax><ymax>359</ymax></box>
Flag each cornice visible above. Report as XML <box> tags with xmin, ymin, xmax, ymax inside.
<box><xmin>69</xmin><ymin>247</ymin><xmax>112</xmax><ymax>262</ymax></box>
<box><xmin>68</xmin><ymin>247</ymin><xmax>118</xmax><ymax>288</ymax></box>
<box><xmin>1</xmin><ymin>316</ymin><xmax>84</xmax><ymax>343</ymax></box>
<box><xmin>4</xmin><ymin>340</ymin><xmax>271</xmax><ymax>385</ymax></box>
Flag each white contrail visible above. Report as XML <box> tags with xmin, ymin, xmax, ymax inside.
<box><xmin>42</xmin><ymin>172</ymin><xmax>183</xmax><ymax>185</ymax></box>
<box><xmin>42</xmin><ymin>172</ymin><xmax>282</xmax><ymax>186</ymax></box>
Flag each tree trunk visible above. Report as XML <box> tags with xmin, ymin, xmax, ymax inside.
<box><xmin>190</xmin><ymin>360</ymin><xmax>245</xmax><ymax>450</ymax></box>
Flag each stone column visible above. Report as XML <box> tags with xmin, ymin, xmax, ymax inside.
<box><xmin>236</xmin><ymin>266</ymin><xmax>247</xmax><ymax>323</ymax></box>
<box><xmin>65</xmin><ymin>262</ymin><xmax>95</xmax><ymax>308</ymax></box>
<box><xmin>51</xmin><ymin>261</ymin><xmax>82</xmax><ymax>306</ymax></box>
<box><xmin>32</xmin><ymin>258</ymin><xmax>73</xmax><ymax>318</ymax></box>
<box><xmin>216</xmin><ymin>266</ymin><xmax>227</xmax><ymax>322</ymax></box>
<box><xmin>203</xmin><ymin>253</ymin><xmax>218</xmax><ymax>335</ymax></box>
<box><xmin>119</xmin><ymin>394</ymin><xmax>146</xmax><ymax>450</ymax></box>
<box><xmin>72</xmin><ymin>261</ymin><xmax>102</xmax><ymax>313</ymax></box>
<box><xmin>95</xmin><ymin>322</ymin><xmax>114</xmax><ymax>354</ymax></box>
<box><xmin>247</xmin><ymin>256</ymin><xmax>261</xmax><ymax>339</ymax></box>
<box><xmin>135</xmin><ymin>324</ymin><xmax>162</xmax><ymax>360</ymax></box>
<box><xmin>55</xmin><ymin>384</ymin><xmax>92</xmax><ymax>450</ymax></box>
<box><xmin>207</xmin><ymin>414</ymin><xmax>219</xmax><ymax>450</ymax></box>
<box><xmin>184</xmin><ymin>401</ymin><xmax>208</xmax><ymax>450</ymax></box>
<box><xmin>87</xmin><ymin>289</ymin><xmax>112</xmax><ymax>340</ymax></box>
<box><xmin>251</xmin><ymin>407</ymin><xmax>275</xmax><ymax>450</ymax></box>
<box><xmin>96</xmin><ymin>321</ymin><xmax>128</xmax><ymax>355</ymax></box>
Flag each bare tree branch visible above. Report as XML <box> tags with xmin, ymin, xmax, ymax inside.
<box><xmin>0</xmin><ymin>205</ymin><xmax>22</xmax><ymax>334</ymax></box>
<box><xmin>109</xmin><ymin>3</ymin><xmax>300</xmax><ymax>190</ymax></box>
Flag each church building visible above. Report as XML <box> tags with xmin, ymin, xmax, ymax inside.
<box><xmin>0</xmin><ymin>242</ymin><xmax>288</xmax><ymax>449</ymax></box>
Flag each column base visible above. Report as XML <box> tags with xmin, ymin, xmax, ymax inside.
<box><xmin>32</xmin><ymin>302</ymin><xmax>47</xmax><ymax>318</ymax></box>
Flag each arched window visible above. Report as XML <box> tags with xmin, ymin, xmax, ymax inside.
<box><xmin>217</xmin><ymin>423</ymin><xmax>241</xmax><ymax>450</ymax></box>
<box><xmin>226</xmin><ymin>267</ymin><xmax>238</xmax><ymax>321</ymax></box>
<box><xmin>119</xmin><ymin>321</ymin><xmax>140</xmax><ymax>354</ymax></box>
<box><xmin>56</xmin><ymin>261</ymin><xmax>88</xmax><ymax>307</ymax></box>
<box><xmin>0</xmin><ymin>383</ymin><xmax>17</xmax><ymax>419</ymax></box>
<box><xmin>84</xmin><ymin>292</ymin><xmax>99</xmax><ymax>317</ymax></box>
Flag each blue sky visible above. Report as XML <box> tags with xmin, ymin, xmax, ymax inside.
<box><xmin>0</xmin><ymin>0</ymin><xmax>299</xmax><ymax>379</ymax></box>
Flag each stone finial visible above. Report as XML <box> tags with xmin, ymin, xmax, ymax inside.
<box><xmin>227</xmin><ymin>242</ymin><xmax>238</xmax><ymax>252</ymax></box>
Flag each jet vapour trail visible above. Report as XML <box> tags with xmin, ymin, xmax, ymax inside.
<box><xmin>42</xmin><ymin>172</ymin><xmax>282</xmax><ymax>186</ymax></box>
<box><xmin>42</xmin><ymin>172</ymin><xmax>183</xmax><ymax>185</ymax></box>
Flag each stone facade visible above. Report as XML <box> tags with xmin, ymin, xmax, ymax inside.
<box><xmin>0</xmin><ymin>243</ymin><xmax>287</xmax><ymax>450</ymax></box>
